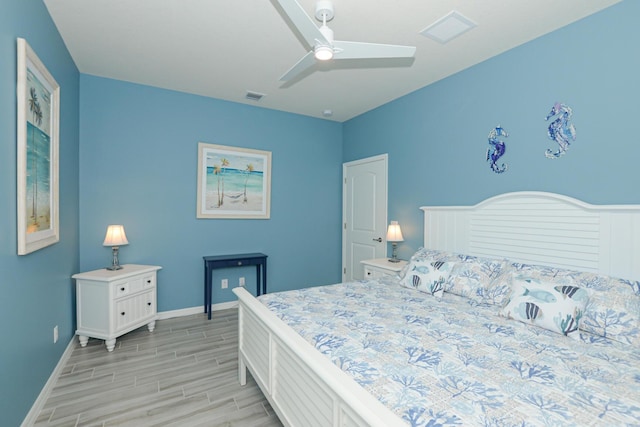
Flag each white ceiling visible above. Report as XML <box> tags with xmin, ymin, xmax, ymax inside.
<box><xmin>43</xmin><ymin>0</ymin><xmax>620</xmax><ymax>122</ymax></box>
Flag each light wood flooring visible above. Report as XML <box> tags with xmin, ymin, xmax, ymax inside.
<box><xmin>33</xmin><ymin>309</ymin><xmax>283</xmax><ymax>427</ymax></box>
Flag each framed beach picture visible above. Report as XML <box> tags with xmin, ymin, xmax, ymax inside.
<box><xmin>197</xmin><ymin>143</ymin><xmax>271</xmax><ymax>219</ymax></box>
<box><xmin>16</xmin><ymin>38</ymin><xmax>60</xmax><ymax>255</ymax></box>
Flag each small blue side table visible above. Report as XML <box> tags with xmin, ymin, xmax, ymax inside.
<box><xmin>203</xmin><ymin>253</ymin><xmax>267</xmax><ymax>319</ymax></box>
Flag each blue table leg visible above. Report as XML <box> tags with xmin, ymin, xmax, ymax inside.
<box><xmin>263</xmin><ymin>261</ymin><xmax>267</xmax><ymax>295</ymax></box>
<box><xmin>204</xmin><ymin>264</ymin><xmax>207</xmax><ymax>314</ymax></box>
<box><xmin>256</xmin><ymin>264</ymin><xmax>261</xmax><ymax>296</ymax></box>
<box><xmin>206</xmin><ymin>265</ymin><xmax>213</xmax><ymax>320</ymax></box>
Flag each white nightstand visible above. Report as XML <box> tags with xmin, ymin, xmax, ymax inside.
<box><xmin>361</xmin><ymin>258</ymin><xmax>407</xmax><ymax>280</ymax></box>
<box><xmin>73</xmin><ymin>264</ymin><xmax>162</xmax><ymax>351</ymax></box>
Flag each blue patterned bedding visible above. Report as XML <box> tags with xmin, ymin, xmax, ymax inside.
<box><xmin>258</xmin><ymin>277</ymin><xmax>640</xmax><ymax>427</ymax></box>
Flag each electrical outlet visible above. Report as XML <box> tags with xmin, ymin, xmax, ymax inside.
<box><xmin>221</xmin><ymin>279</ymin><xmax>228</xmax><ymax>289</ymax></box>
<box><xmin>239</xmin><ymin>277</ymin><xmax>245</xmax><ymax>287</ymax></box>
<box><xmin>53</xmin><ymin>325</ymin><xmax>58</xmax><ymax>344</ymax></box>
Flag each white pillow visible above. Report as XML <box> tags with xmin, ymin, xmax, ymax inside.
<box><xmin>500</xmin><ymin>275</ymin><xmax>589</xmax><ymax>340</ymax></box>
<box><xmin>402</xmin><ymin>260</ymin><xmax>455</xmax><ymax>300</ymax></box>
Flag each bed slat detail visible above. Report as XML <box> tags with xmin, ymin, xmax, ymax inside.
<box><xmin>422</xmin><ymin>192</ymin><xmax>640</xmax><ymax>280</ymax></box>
<box><xmin>272</xmin><ymin>338</ymin><xmax>334</xmax><ymax>427</ymax></box>
<box><xmin>606</xmin><ymin>211</ymin><xmax>640</xmax><ymax>280</ymax></box>
<box><xmin>241</xmin><ymin>308</ymin><xmax>271</xmax><ymax>393</ymax></box>
<box><xmin>339</xmin><ymin>403</ymin><xmax>369</xmax><ymax>426</ymax></box>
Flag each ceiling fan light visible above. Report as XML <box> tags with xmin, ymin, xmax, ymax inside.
<box><xmin>314</xmin><ymin>45</ymin><xmax>333</xmax><ymax>61</ymax></box>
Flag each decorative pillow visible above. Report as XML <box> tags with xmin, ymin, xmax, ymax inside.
<box><xmin>445</xmin><ymin>255</ymin><xmax>509</xmax><ymax>305</ymax></box>
<box><xmin>496</xmin><ymin>262</ymin><xmax>577</xmax><ymax>286</ymax></box>
<box><xmin>489</xmin><ymin>264</ymin><xmax>640</xmax><ymax>345</ymax></box>
<box><xmin>500</xmin><ymin>274</ymin><xmax>589</xmax><ymax>340</ymax></box>
<box><xmin>399</xmin><ymin>248</ymin><xmax>456</xmax><ymax>279</ymax></box>
<box><xmin>401</xmin><ymin>259</ymin><xmax>455</xmax><ymax>299</ymax></box>
<box><xmin>489</xmin><ymin>262</ymin><xmax>580</xmax><ymax>308</ymax></box>
<box><xmin>581</xmin><ymin>291</ymin><xmax>640</xmax><ymax>345</ymax></box>
<box><xmin>569</xmin><ymin>273</ymin><xmax>640</xmax><ymax>346</ymax></box>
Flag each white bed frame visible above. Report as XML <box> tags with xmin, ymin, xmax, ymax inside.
<box><xmin>422</xmin><ymin>191</ymin><xmax>640</xmax><ymax>280</ymax></box>
<box><xmin>234</xmin><ymin>191</ymin><xmax>640</xmax><ymax>427</ymax></box>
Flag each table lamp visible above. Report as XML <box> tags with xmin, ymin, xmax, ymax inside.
<box><xmin>386</xmin><ymin>221</ymin><xmax>404</xmax><ymax>263</ymax></box>
<box><xmin>103</xmin><ymin>225</ymin><xmax>129</xmax><ymax>270</ymax></box>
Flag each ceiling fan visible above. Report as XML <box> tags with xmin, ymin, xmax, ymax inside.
<box><xmin>274</xmin><ymin>0</ymin><xmax>417</xmax><ymax>82</ymax></box>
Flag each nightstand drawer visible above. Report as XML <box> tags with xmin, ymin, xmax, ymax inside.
<box><xmin>115</xmin><ymin>290</ymin><xmax>155</xmax><ymax>331</ymax></box>
<box><xmin>364</xmin><ymin>265</ymin><xmax>393</xmax><ymax>279</ymax></box>
<box><xmin>143</xmin><ymin>274</ymin><xmax>155</xmax><ymax>289</ymax></box>
<box><xmin>361</xmin><ymin>258</ymin><xmax>407</xmax><ymax>280</ymax></box>
<box><xmin>113</xmin><ymin>273</ymin><xmax>155</xmax><ymax>298</ymax></box>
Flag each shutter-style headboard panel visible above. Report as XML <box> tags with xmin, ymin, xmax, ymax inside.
<box><xmin>421</xmin><ymin>192</ymin><xmax>640</xmax><ymax>280</ymax></box>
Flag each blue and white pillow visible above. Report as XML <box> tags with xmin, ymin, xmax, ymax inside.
<box><xmin>571</xmin><ymin>274</ymin><xmax>640</xmax><ymax>345</ymax></box>
<box><xmin>502</xmin><ymin>264</ymin><xmax>640</xmax><ymax>345</ymax></box>
<box><xmin>402</xmin><ymin>259</ymin><xmax>455</xmax><ymax>300</ymax></box>
<box><xmin>398</xmin><ymin>248</ymin><xmax>455</xmax><ymax>279</ymax></box>
<box><xmin>446</xmin><ymin>255</ymin><xmax>509</xmax><ymax>305</ymax></box>
<box><xmin>500</xmin><ymin>275</ymin><xmax>589</xmax><ymax>340</ymax></box>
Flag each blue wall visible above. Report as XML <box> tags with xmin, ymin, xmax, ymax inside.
<box><xmin>79</xmin><ymin>76</ymin><xmax>343</xmax><ymax>311</ymax></box>
<box><xmin>0</xmin><ymin>0</ymin><xmax>80</xmax><ymax>425</ymax></box>
<box><xmin>343</xmin><ymin>1</ymin><xmax>639</xmax><ymax>260</ymax></box>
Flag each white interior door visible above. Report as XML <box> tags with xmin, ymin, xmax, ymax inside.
<box><xmin>342</xmin><ymin>154</ymin><xmax>388</xmax><ymax>281</ymax></box>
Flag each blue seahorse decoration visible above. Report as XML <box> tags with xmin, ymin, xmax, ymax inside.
<box><xmin>487</xmin><ymin>125</ymin><xmax>508</xmax><ymax>174</ymax></box>
<box><xmin>545</xmin><ymin>102</ymin><xmax>576</xmax><ymax>158</ymax></box>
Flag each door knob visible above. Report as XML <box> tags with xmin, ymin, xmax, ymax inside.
<box><xmin>372</xmin><ymin>237</ymin><xmax>382</xmax><ymax>242</ymax></box>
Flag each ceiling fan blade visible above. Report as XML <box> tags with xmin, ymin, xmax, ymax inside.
<box><xmin>273</xmin><ymin>0</ymin><xmax>329</xmax><ymax>48</ymax></box>
<box><xmin>280</xmin><ymin>50</ymin><xmax>317</xmax><ymax>82</ymax></box>
<box><xmin>332</xmin><ymin>40</ymin><xmax>416</xmax><ymax>60</ymax></box>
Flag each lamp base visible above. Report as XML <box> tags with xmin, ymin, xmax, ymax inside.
<box><xmin>106</xmin><ymin>246</ymin><xmax>123</xmax><ymax>270</ymax></box>
<box><xmin>388</xmin><ymin>242</ymin><xmax>401</xmax><ymax>263</ymax></box>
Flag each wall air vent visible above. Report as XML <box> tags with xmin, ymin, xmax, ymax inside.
<box><xmin>245</xmin><ymin>91</ymin><xmax>266</xmax><ymax>102</ymax></box>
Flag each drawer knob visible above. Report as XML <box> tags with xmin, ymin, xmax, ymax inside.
<box><xmin>147</xmin><ymin>302</ymin><xmax>152</xmax><ymax>306</ymax></box>
<box><xmin>120</xmin><ymin>287</ymin><xmax>125</xmax><ymax>291</ymax></box>
<box><xmin>146</xmin><ymin>280</ymin><xmax>151</xmax><ymax>284</ymax></box>
<box><xmin>237</xmin><ymin>261</ymin><xmax>243</xmax><ymax>266</ymax></box>
<box><xmin>121</xmin><ymin>312</ymin><xmax>126</xmax><ymax>316</ymax></box>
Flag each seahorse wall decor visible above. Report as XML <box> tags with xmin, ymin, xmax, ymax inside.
<box><xmin>487</xmin><ymin>125</ymin><xmax>508</xmax><ymax>174</ymax></box>
<box><xmin>545</xmin><ymin>102</ymin><xmax>576</xmax><ymax>158</ymax></box>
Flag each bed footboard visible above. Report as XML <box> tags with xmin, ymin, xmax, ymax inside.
<box><xmin>233</xmin><ymin>287</ymin><xmax>403</xmax><ymax>427</ymax></box>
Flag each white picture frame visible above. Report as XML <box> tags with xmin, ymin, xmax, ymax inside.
<box><xmin>16</xmin><ymin>38</ymin><xmax>60</xmax><ymax>255</ymax></box>
<box><xmin>197</xmin><ymin>142</ymin><xmax>271</xmax><ymax>219</ymax></box>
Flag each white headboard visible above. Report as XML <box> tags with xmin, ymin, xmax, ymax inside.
<box><xmin>421</xmin><ymin>191</ymin><xmax>640</xmax><ymax>281</ymax></box>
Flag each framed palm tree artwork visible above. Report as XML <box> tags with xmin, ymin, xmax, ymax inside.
<box><xmin>16</xmin><ymin>38</ymin><xmax>60</xmax><ymax>255</ymax></box>
<box><xmin>197</xmin><ymin>143</ymin><xmax>272</xmax><ymax>219</ymax></box>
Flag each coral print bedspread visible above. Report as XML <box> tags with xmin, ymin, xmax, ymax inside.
<box><xmin>258</xmin><ymin>278</ymin><xmax>640</xmax><ymax>427</ymax></box>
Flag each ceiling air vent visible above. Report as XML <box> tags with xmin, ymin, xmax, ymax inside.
<box><xmin>420</xmin><ymin>10</ymin><xmax>477</xmax><ymax>44</ymax></box>
<box><xmin>245</xmin><ymin>91</ymin><xmax>265</xmax><ymax>102</ymax></box>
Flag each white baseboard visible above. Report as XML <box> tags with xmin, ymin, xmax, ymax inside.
<box><xmin>22</xmin><ymin>300</ymin><xmax>238</xmax><ymax>426</ymax></box>
<box><xmin>21</xmin><ymin>337</ymin><xmax>75</xmax><ymax>427</ymax></box>
<box><xmin>156</xmin><ymin>300</ymin><xmax>238</xmax><ymax>320</ymax></box>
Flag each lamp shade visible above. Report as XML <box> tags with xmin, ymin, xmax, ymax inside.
<box><xmin>386</xmin><ymin>221</ymin><xmax>404</xmax><ymax>242</ymax></box>
<box><xmin>103</xmin><ymin>225</ymin><xmax>129</xmax><ymax>246</ymax></box>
